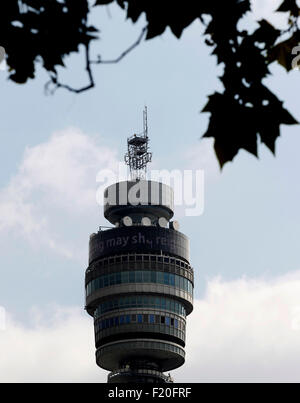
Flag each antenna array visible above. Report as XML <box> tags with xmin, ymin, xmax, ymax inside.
<box><xmin>124</xmin><ymin>106</ymin><xmax>152</xmax><ymax>180</ymax></box>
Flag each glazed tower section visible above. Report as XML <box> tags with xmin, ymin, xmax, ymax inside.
<box><xmin>85</xmin><ymin>180</ymin><xmax>194</xmax><ymax>383</ymax></box>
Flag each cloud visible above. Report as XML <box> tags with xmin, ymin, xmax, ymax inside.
<box><xmin>175</xmin><ymin>270</ymin><xmax>300</xmax><ymax>382</ymax></box>
<box><xmin>0</xmin><ymin>306</ymin><xmax>103</xmax><ymax>383</ymax></box>
<box><xmin>1</xmin><ymin>272</ymin><xmax>300</xmax><ymax>382</ymax></box>
<box><xmin>0</xmin><ymin>128</ymin><xmax>119</xmax><ymax>257</ymax></box>
<box><xmin>0</xmin><ymin>127</ymin><xmax>221</xmax><ymax>256</ymax></box>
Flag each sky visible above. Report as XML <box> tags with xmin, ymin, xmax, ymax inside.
<box><xmin>0</xmin><ymin>0</ymin><xmax>300</xmax><ymax>382</ymax></box>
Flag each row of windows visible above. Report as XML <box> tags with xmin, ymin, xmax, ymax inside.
<box><xmin>97</xmin><ymin>340</ymin><xmax>185</xmax><ymax>358</ymax></box>
<box><xmin>94</xmin><ymin>313</ymin><xmax>185</xmax><ymax>332</ymax></box>
<box><xmin>97</xmin><ymin>324</ymin><xmax>185</xmax><ymax>344</ymax></box>
<box><xmin>86</xmin><ymin>271</ymin><xmax>193</xmax><ymax>296</ymax></box>
<box><xmin>87</xmin><ymin>254</ymin><xmax>192</xmax><ymax>271</ymax></box>
<box><xmin>94</xmin><ymin>296</ymin><xmax>186</xmax><ymax>317</ymax></box>
<box><xmin>86</xmin><ymin>263</ymin><xmax>193</xmax><ymax>285</ymax></box>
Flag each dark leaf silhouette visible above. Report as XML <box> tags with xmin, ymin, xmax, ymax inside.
<box><xmin>2</xmin><ymin>0</ymin><xmax>299</xmax><ymax>167</ymax></box>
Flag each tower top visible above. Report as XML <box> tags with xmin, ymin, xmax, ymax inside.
<box><xmin>124</xmin><ymin>106</ymin><xmax>152</xmax><ymax>180</ymax></box>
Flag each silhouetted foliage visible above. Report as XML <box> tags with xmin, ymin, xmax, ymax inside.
<box><xmin>2</xmin><ymin>0</ymin><xmax>300</xmax><ymax>167</ymax></box>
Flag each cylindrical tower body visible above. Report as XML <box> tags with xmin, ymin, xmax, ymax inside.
<box><xmin>85</xmin><ymin>180</ymin><xmax>194</xmax><ymax>383</ymax></box>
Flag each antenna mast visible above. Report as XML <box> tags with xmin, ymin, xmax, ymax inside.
<box><xmin>125</xmin><ymin>106</ymin><xmax>152</xmax><ymax>180</ymax></box>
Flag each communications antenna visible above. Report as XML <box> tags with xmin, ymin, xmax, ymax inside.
<box><xmin>124</xmin><ymin>106</ymin><xmax>152</xmax><ymax>180</ymax></box>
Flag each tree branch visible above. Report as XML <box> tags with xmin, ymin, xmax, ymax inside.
<box><xmin>92</xmin><ymin>25</ymin><xmax>148</xmax><ymax>64</ymax></box>
<box><xmin>45</xmin><ymin>25</ymin><xmax>148</xmax><ymax>95</ymax></box>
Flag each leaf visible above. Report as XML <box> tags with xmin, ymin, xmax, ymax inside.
<box><xmin>277</xmin><ymin>0</ymin><xmax>299</xmax><ymax>16</ymax></box>
<box><xmin>202</xmin><ymin>89</ymin><xmax>298</xmax><ymax>168</ymax></box>
<box><xmin>252</xmin><ymin>19</ymin><xmax>281</xmax><ymax>48</ymax></box>
<box><xmin>268</xmin><ymin>34</ymin><xmax>300</xmax><ymax>70</ymax></box>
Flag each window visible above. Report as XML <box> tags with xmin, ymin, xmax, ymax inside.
<box><xmin>109</xmin><ymin>273</ymin><xmax>115</xmax><ymax>285</ymax></box>
<box><xmin>143</xmin><ymin>271</ymin><xmax>151</xmax><ymax>283</ymax></box>
<box><xmin>169</xmin><ymin>274</ymin><xmax>175</xmax><ymax>286</ymax></box>
<box><xmin>155</xmin><ymin>296</ymin><xmax>160</xmax><ymax>308</ymax></box>
<box><xmin>120</xmin><ymin>316</ymin><xmax>125</xmax><ymax>324</ymax></box>
<box><xmin>171</xmin><ymin>318</ymin><xmax>174</xmax><ymax>326</ymax></box>
<box><xmin>129</xmin><ymin>272</ymin><xmax>135</xmax><ymax>283</ymax></box>
<box><xmin>149</xmin><ymin>315</ymin><xmax>155</xmax><ymax>324</ymax></box>
<box><xmin>161</xmin><ymin>316</ymin><xmax>165</xmax><ymax>324</ymax></box>
<box><xmin>130</xmin><ymin>296</ymin><xmax>136</xmax><ymax>307</ymax></box>
<box><xmin>137</xmin><ymin>314</ymin><xmax>143</xmax><ymax>324</ymax></box>
<box><xmin>174</xmin><ymin>319</ymin><xmax>178</xmax><ymax>328</ymax></box>
<box><xmin>157</xmin><ymin>272</ymin><xmax>164</xmax><ymax>284</ymax></box>
<box><xmin>115</xmin><ymin>273</ymin><xmax>121</xmax><ymax>284</ymax></box>
<box><xmin>94</xmin><ymin>292</ymin><xmax>187</xmax><ymax>315</ymax></box>
<box><xmin>126</xmin><ymin>315</ymin><xmax>130</xmax><ymax>324</ymax></box>
<box><xmin>165</xmin><ymin>317</ymin><xmax>170</xmax><ymax>326</ymax></box>
<box><xmin>164</xmin><ymin>273</ymin><xmax>169</xmax><ymax>285</ymax></box>
<box><xmin>143</xmin><ymin>314</ymin><xmax>148</xmax><ymax>323</ymax></box>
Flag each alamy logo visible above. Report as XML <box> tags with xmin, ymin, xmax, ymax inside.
<box><xmin>292</xmin><ymin>45</ymin><xmax>300</xmax><ymax>70</ymax></box>
<box><xmin>96</xmin><ymin>163</ymin><xmax>205</xmax><ymax>217</ymax></box>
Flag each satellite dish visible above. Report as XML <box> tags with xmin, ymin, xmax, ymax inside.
<box><xmin>158</xmin><ymin>217</ymin><xmax>168</xmax><ymax>228</ymax></box>
<box><xmin>141</xmin><ymin>217</ymin><xmax>151</xmax><ymax>226</ymax></box>
<box><xmin>122</xmin><ymin>216</ymin><xmax>133</xmax><ymax>227</ymax></box>
<box><xmin>170</xmin><ymin>221</ymin><xmax>180</xmax><ymax>231</ymax></box>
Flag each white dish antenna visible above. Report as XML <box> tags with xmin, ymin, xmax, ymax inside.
<box><xmin>122</xmin><ymin>216</ymin><xmax>133</xmax><ymax>227</ymax></box>
<box><xmin>141</xmin><ymin>217</ymin><xmax>151</xmax><ymax>226</ymax></box>
<box><xmin>158</xmin><ymin>217</ymin><xmax>168</xmax><ymax>228</ymax></box>
<box><xmin>170</xmin><ymin>221</ymin><xmax>180</xmax><ymax>231</ymax></box>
